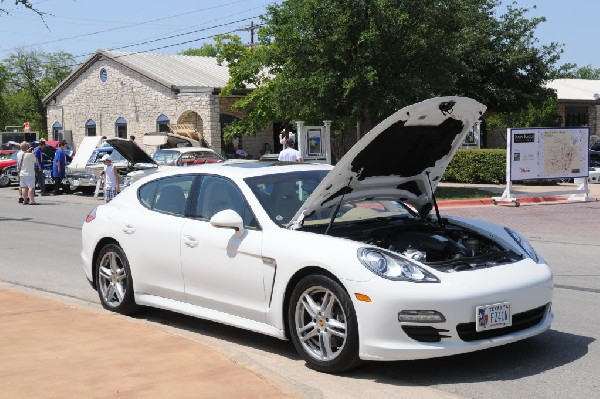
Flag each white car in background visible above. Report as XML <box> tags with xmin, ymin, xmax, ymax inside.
<box><xmin>114</xmin><ymin>144</ymin><xmax>225</xmax><ymax>186</ymax></box>
<box><xmin>81</xmin><ymin>97</ymin><xmax>553</xmax><ymax>373</ymax></box>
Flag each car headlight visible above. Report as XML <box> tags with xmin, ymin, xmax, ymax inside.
<box><xmin>504</xmin><ymin>227</ymin><xmax>544</xmax><ymax>264</ymax></box>
<box><xmin>358</xmin><ymin>248</ymin><xmax>439</xmax><ymax>282</ymax></box>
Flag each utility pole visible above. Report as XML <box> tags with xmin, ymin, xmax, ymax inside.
<box><xmin>236</xmin><ymin>21</ymin><xmax>261</xmax><ymax>46</ymax></box>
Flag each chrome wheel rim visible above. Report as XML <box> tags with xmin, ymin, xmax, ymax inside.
<box><xmin>294</xmin><ymin>286</ymin><xmax>347</xmax><ymax>362</ymax></box>
<box><xmin>98</xmin><ymin>251</ymin><xmax>128</xmax><ymax>308</ymax></box>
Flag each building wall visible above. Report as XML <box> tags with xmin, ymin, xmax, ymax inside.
<box><xmin>218</xmin><ymin>96</ymin><xmax>272</xmax><ymax>158</ymax></box>
<box><xmin>46</xmin><ymin>57</ymin><xmax>274</xmax><ymax>157</ymax></box>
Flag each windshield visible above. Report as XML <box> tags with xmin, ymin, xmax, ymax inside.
<box><xmin>245</xmin><ymin>170</ymin><xmax>329</xmax><ymax>226</ymax></box>
<box><xmin>303</xmin><ymin>199</ymin><xmax>415</xmax><ymax>226</ymax></box>
<box><xmin>87</xmin><ymin>149</ymin><xmax>126</xmax><ymax>164</ymax></box>
<box><xmin>245</xmin><ymin>170</ymin><xmax>416</xmax><ymax>227</ymax></box>
<box><xmin>152</xmin><ymin>150</ymin><xmax>180</xmax><ymax>165</ymax></box>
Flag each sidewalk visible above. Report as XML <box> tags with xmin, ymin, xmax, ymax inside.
<box><xmin>0</xmin><ymin>285</ymin><xmax>291</xmax><ymax>399</ymax></box>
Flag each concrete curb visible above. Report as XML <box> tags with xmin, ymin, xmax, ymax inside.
<box><xmin>438</xmin><ymin>195</ymin><xmax>571</xmax><ymax>208</ymax></box>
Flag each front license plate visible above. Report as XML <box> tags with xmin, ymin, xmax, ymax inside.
<box><xmin>476</xmin><ymin>302</ymin><xmax>511</xmax><ymax>332</ymax></box>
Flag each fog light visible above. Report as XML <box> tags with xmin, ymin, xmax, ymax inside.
<box><xmin>398</xmin><ymin>310</ymin><xmax>446</xmax><ymax>323</ymax></box>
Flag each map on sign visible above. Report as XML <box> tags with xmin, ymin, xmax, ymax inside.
<box><xmin>509</xmin><ymin>127</ymin><xmax>589</xmax><ymax>181</ymax></box>
<box><xmin>543</xmin><ymin>130</ymin><xmax>581</xmax><ymax>175</ymax></box>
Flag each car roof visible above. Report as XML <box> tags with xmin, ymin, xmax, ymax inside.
<box><xmin>137</xmin><ymin>160</ymin><xmax>333</xmax><ymax>183</ymax></box>
<box><xmin>156</xmin><ymin>147</ymin><xmax>216</xmax><ymax>154</ymax></box>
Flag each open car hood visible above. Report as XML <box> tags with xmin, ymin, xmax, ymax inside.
<box><xmin>106</xmin><ymin>138</ymin><xmax>157</xmax><ymax>165</ymax></box>
<box><xmin>291</xmin><ymin>96</ymin><xmax>486</xmax><ymax>226</ymax></box>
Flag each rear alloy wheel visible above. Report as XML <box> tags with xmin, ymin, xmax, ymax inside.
<box><xmin>96</xmin><ymin>243</ymin><xmax>136</xmax><ymax>315</ymax></box>
<box><xmin>288</xmin><ymin>275</ymin><xmax>360</xmax><ymax>373</ymax></box>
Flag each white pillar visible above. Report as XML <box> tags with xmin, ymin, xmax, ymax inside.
<box><xmin>296</xmin><ymin>120</ymin><xmax>305</xmax><ymax>158</ymax></box>
<box><xmin>324</xmin><ymin>120</ymin><xmax>332</xmax><ymax>164</ymax></box>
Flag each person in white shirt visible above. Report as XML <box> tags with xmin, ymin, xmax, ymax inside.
<box><xmin>102</xmin><ymin>154</ymin><xmax>120</xmax><ymax>203</ymax></box>
<box><xmin>279</xmin><ymin>128</ymin><xmax>295</xmax><ymax>151</ymax></box>
<box><xmin>17</xmin><ymin>141</ymin><xmax>39</xmax><ymax>205</ymax></box>
<box><xmin>278</xmin><ymin>139</ymin><xmax>303</xmax><ymax>162</ymax></box>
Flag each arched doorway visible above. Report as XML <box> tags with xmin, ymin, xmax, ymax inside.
<box><xmin>177</xmin><ymin>111</ymin><xmax>204</xmax><ymax>136</ymax></box>
<box><xmin>220</xmin><ymin>114</ymin><xmax>239</xmax><ymax>158</ymax></box>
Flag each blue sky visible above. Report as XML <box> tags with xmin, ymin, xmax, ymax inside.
<box><xmin>1</xmin><ymin>0</ymin><xmax>598</xmax><ymax>68</ymax></box>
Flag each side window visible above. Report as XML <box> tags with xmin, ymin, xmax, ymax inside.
<box><xmin>150</xmin><ymin>175</ymin><xmax>196</xmax><ymax>216</ymax></box>
<box><xmin>193</xmin><ymin>176</ymin><xmax>258</xmax><ymax>228</ymax></box>
<box><xmin>138</xmin><ymin>180</ymin><xmax>159</xmax><ymax>209</ymax></box>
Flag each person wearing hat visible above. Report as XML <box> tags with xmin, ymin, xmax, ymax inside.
<box><xmin>102</xmin><ymin>154</ymin><xmax>120</xmax><ymax>203</ymax></box>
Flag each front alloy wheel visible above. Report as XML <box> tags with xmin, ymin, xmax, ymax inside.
<box><xmin>289</xmin><ymin>275</ymin><xmax>359</xmax><ymax>373</ymax></box>
<box><xmin>96</xmin><ymin>243</ymin><xmax>136</xmax><ymax>315</ymax></box>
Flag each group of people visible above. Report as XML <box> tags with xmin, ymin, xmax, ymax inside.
<box><xmin>16</xmin><ymin>139</ymin><xmax>70</xmax><ymax>204</ymax></box>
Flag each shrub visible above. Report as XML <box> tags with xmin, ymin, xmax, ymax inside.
<box><xmin>443</xmin><ymin>149</ymin><xmax>506</xmax><ymax>184</ymax></box>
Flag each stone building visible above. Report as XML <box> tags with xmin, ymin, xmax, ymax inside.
<box><xmin>43</xmin><ymin>50</ymin><xmax>274</xmax><ymax>157</ymax></box>
<box><xmin>481</xmin><ymin>79</ymin><xmax>600</xmax><ymax>149</ymax></box>
<box><xmin>547</xmin><ymin>79</ymin><xmax>600</xmax><ymax>144</ymax></box>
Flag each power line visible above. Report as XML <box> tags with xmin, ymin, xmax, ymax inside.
<box><xmin>71</xmin><ymin>15</ymin><xmax>261</xmax><ymax>60</ymax></box>
<box><xmin>0</xmin><ymin>0</ymin><xmax>257</xmax><ymax>53</ymax></box>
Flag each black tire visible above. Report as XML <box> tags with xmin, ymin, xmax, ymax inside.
<box><xmin>95</xmin><ymin>243</ymin><xmax>137</xmax><ymax>315</ymax></box>
<box><xmin>80</xmin><ymin>186</ymin><xmax>96</xmax><ymax>195</ymax></box>
<box><xmin>0</xmin><ymin>175</ymin><xmax>10</xmax><ymax>187</ymax></box>
<box><xmin>288</xmin><ymin>274</ymin><xmax>360</xmax><ymax>373</ymax></box>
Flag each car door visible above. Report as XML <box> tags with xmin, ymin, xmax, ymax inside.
<box><xmin>121</xmin><ymin>175</ymin><xmax>197</xmax><ymax>301</ymax></box>
<box><xmin>180</xmin><ymin>175</ymin><xmax>268</xmax><ymax>322</ymax></box>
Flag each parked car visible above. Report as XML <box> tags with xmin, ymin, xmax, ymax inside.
<box><xmin>590</xmin><ymin>140</ymin><xmax>600</xmax><ymax>167</ymax></box>
<box><xmin>108</xmin><ymin>139</ymin><xmax>223</xmax><ymax>186</ymax></box>
<box><xmin>81</xmin><ymin>97</ymin><xmax>553</xmax><ymax>373</ymax></box>
<box><xmin>0</xmin><ymin>151</ymin><xmax>18</xmax><ymax>187</ymax></box>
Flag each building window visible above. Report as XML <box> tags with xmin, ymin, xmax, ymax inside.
<box><xmin>52</xmin><ymin>121</ymin><xmax>62</xmax><ymax>141</ymax></box>
<box><xmin>565</xmin><ymin>105</ymin><xmax>588</xmax><ymax>127</ymax></box>
<box><xmin>157</xmin><ymin>114</ymin><xmax>170</xmax><ymax>132</ymax></box>
<box><xmin>115</xmin><ymin>117</ymin><xmax>127</xmax><ymax>138</ymax></box>
<box><xmin>85</xmin><ymin>119</ymin><xmax>97</xmax><ymax>136</ymax></box>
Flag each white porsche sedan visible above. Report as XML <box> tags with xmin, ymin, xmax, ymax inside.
<box><xmin>81</xmin><ymin>97</ymin><xmax>553</xmax><ymax>373</ymax></box>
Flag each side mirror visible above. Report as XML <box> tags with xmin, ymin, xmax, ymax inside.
<box><xmin>210</xmin><ymin>209</ymin><xmax>245</xmax><ymax>237</ymax></box>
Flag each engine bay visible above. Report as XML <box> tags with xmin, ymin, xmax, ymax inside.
<box><xmin>309</xmin><ymin>218</ymin><xmax>521</xmax><ymax>272</ymax></box>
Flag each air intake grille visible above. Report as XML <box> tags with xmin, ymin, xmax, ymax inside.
<box><xmin>401</xmin><ymin>326</ymin><xmax>451</xmax><ymax>342</ymax></box>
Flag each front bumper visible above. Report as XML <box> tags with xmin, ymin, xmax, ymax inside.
<box><xmin>347</xmin><ymin>259</ymin><xmax>554</xmax><ymax>361</ymax></box>
<box><xmin>67</xmin><ymin>173</ymin><xmax>97</xmax><ymax>188</ymax></box>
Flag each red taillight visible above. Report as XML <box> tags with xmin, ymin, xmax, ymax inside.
<box><xmin>85</xmin><ymin>207</ymin><xmax>97</xmax><ymax>223</ymax></box>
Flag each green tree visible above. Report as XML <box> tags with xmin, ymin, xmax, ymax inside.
<box><xmin>2</xmin><ymin>49</ymin><xmax>74</xmax><ymax>133</ymax></box>
<box><xmin>559</xmin><ymin>63</ymin><xmax>600</xmax><ymax>80</ymax></box>
<box><xmin>485</xmin><ymin>97</ymin><xmax>562</xmax><ymax>146</ymax></box>
<box><xmin>216</xmin><ymin>0</ymin><xmax>562</xmax><ymax>142</ymax></box>
<box><xmin>0</xmin><ymin>63</ymin><xmax>9</xmax><ymax>130</ymax></box>
<box><xmin>181</xmin><ymin>44</ymin><xmax>219</xmax><ymax>57</ymax></box>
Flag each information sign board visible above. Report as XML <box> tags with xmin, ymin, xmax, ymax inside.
<box><xmin>509</xmin><ymin>127</ymin><xmax>589</xmax><ymax>181</ymax></box>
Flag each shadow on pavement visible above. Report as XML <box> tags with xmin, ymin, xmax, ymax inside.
<box><xmin>134</xmin><ymin>306</ymin><xmax>593</xmax><ymax>383</ymax></box>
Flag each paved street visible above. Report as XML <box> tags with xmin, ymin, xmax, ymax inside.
<box><xmin>0</xmin><ymin>183</ymin><xmax>598</xmax><ymax>398</ymax></box>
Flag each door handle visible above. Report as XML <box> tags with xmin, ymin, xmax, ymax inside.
<box><xmin>122</xmin><ymin>223</ymin><xmax>135</xmax><ymax>234</ymax></box>
<box><xmin>183</xmin><ymin>235</ymin><xmax>199</xmax><ymax>248</ymax></box>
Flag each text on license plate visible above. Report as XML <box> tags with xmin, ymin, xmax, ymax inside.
<box><xmin>476</xmin><ymin>302</ymin><xmax>511</xmax><ymax>332</ymax></box>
